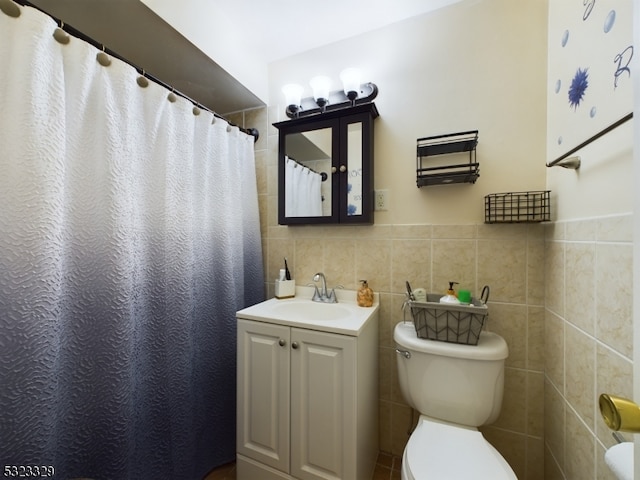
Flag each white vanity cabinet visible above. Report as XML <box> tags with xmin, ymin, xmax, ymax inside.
<box><xmin>236</xmin><ymin>293</ymin><xmax>378</xmax><ymax>480</ymax></box>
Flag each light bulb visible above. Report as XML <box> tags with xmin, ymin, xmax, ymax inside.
<box><xmin>309</xmin><ymin>76</ymin><xmax>332</xmax><ymax>108</ymax></box>
<box><xmin>340</xmin><ymin>68</ymin><xmax>361</xmax><ymax>101</ymax></box>
<box><xmin>282</xmin><ymin>83</ymin><xmax>303</xmax><ymax>112</ymax></box>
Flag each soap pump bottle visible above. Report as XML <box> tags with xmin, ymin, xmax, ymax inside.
<box><xmin>440</xmin><ymin>281</ymin><xmax>461</xmax><ymax>304</ymax></box>
<box><xmin>357</xmin><ymin>280</ymin><xmax>374</xmax><ymax>307</ymax></box>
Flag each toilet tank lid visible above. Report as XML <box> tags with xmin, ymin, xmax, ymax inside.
<box><xmin>394</xmin><ymin>322</ymin><xmax>508</xmax><ymax>361</ymax></box>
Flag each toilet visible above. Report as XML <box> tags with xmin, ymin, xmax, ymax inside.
<box><xmin>394</xmin><ymin>321</ymin><xmax>517</xmax><ymax>480</ymax></box>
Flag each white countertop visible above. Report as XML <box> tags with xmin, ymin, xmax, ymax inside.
<box><xmin>236</xmin><ymin>286</ymin><xmax>379</xmax><ymax>336</ymax></box>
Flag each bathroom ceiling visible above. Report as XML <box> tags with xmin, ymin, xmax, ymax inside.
<box><xmin>210</xmin><ymin>0</ymin><xmax>464</xmax><ymax>63</ymax></box>
<box><xmin>25</xmin><ymin>0</ymin><xmax>462</xmax><ymax>115</ymax></box>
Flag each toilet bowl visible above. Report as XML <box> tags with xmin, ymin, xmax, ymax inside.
<box><xmin>401</xmin><ymin>417</ymin><xmax>516</xmax><ymax>480</ymax></box>
<box><xmin>394</xmin><ymin>321</ymin><xmax>517</xmax><ymax>480</ymax></box>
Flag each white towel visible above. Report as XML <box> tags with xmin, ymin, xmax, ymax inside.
<box><xmin>605</xmin><ymin>442</ymin><xmax>633</xmax><ymax>480</ymax></box>
<box><xmin>308</xmin><ymin>169</ymin><xmax>322</xmax><ymax>216</ymax></box>
<box><xmin>285</xmin><ymin>157</ymin><xmax>295</xmax><ymax>216</ymax></box>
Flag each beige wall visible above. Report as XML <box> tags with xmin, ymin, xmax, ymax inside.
<box><xmin>546</xmin><ymin>122</ymin><xmax>633</xmax><ymax>221</ymax></box>
<box><xmin>543</xmin><ymin>215</ymin><xmax>633</xmax><ymax>480</ymax></box>
<box><xmin>230</xmin><ymin>0</ymin><xmax>635</xmax><ymax>479</ymax></box>
<box><xmin>543</xmin><ymin>0</ymin><xmax>635</xmax><ymax>478</ymax></box>
<box><xmin>268</xmin><ymin>0</ymin><xmax>548</xmax><ymax>225</ymax></box>
<box><xmin>230</xmin><ymin>2</ymin><xmax>549</xmax><ymax>478</ymax></box>
<box><xmin>234</xmin><ymin>101</ymin><xmax>547</xmax><ymax>477</ymax></box>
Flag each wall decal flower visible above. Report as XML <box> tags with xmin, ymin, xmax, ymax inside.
<box><xmin>568</xmin><ymin>67</ymin><xmax>589</xmax><ymax>109</ymax></box>
<box><xmin>547</xmin><ymin>0</ymin><xmax>632</xmax><ymax>162</ymax></box>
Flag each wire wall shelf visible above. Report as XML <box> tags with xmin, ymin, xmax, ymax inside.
<box><xmin>416</xmin><ymin>130</ymin><xmax>479</xmax><ymax>187</ymax></box>
<box><xmin>484</xmin><ymin>190</ymin><xmax>551</xmax><ymax>224</ymax></box>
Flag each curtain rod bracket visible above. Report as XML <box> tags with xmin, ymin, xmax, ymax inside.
<box><xmin>246</xmin><ymin>127</ymin><xmax>259</xmax><ymax>143</ymax></box>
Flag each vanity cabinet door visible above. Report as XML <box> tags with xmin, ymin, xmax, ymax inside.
<box><xmin>290</xmin><ymin>328</ymin><xmax>357</xmax><ymax>480</ymax></box>
<box><xmin>237</xmin><ymin>319</ymin><xmax>291</xmax><ymax>473</ymax></box>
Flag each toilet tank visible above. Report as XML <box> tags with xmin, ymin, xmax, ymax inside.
<box><xmin>394</xmin><ymin>321</ymin><xmax>509</xmax><ymax>427</ymax></box>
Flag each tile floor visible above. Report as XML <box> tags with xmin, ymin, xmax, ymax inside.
<box><xmin>203</xmin><ymin>460</ymin><xmax>235</xmax><ymax>480</ymax></box>
<box><xmin>202</xmin><ymin>452</ymin><xmax>402</xmax><ymax>480</ymax></box>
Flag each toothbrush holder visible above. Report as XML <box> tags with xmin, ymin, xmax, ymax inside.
<box><xmin>275</xmin><ymin>279</ymin><xmax>296</xmax><ymax>299</ymax></box>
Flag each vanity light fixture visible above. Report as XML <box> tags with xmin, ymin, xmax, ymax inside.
<box><xmin>283</xmin><ymin>68</ymin><xmax>378</xmax><ymax>119</ymax></box>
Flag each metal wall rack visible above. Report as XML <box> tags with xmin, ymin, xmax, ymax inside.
<box><xmin>484</xmin><ymin>190</ymin><xmax>551</xmax><ymax>224</ymax></box>
<box><xmin>416</xmin><ymin>130</ymin><xmax>479</xmax><ymax>187</ymax></box>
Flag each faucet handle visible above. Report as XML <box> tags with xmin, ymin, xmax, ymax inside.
<box><xmin>307</xmin><ymin>283</ymin><xmax>322</xmax><ymax>302</ymax></box>
<box><xmin>326</xmin><ymin>285</ymin><xmax>344</xmax><ymax>303</ymax></box>
<box><xmin>327</xmin><ymin>289</ymin><xmax>337</xmax><ymax>303</ymax></box>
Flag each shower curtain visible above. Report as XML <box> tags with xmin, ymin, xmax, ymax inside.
<box><xmin>0</xmin><ymin>5</ymin><xmax>263</xmax><ymax>480</ymax></box>
<box><xmin>284</xmin><ymin>156</ymin><xmax>323</xmax><ymax>217</ymax></box>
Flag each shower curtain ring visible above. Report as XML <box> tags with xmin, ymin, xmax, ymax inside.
<box><xmin>0</xmin><ymin>0</ymin><xmax>21</xmax><ymax>18</ymax></box>
<box><xmin>97</xmin><ymin>45</ymin><xmax>111</xmax><ymax>67</ymax></box>
<box><xmin>137</xmin><ymin>69</ymin><xmax>149</xmax><ymax>88</ymax></box>
<box><xmin>53</xmin><ymin>21</ymin><xmax>70</xmax><ymax>45</ymax></box>
<box><xmin>167</xmin><ymin>87</ymin><xmax>177</xmax><ymax>103</ymax></box>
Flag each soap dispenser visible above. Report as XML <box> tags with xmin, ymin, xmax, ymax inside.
<box><xmin>357</xmin><ymin>280</ymin><xmax>374</xmax><ymax>307</ymax></box>
<box><xmin>440</xmin><ymin>281</ymin><xmax>461</xmax><ymax>304</ymax></box>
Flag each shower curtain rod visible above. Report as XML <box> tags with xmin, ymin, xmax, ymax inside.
<box><xmin>287</xmin><ymin>156</ymin><xmax>328</xmax><ymax>182</ymax></box>
<box><xmin>8</xmin><ymin>0</ymin><xmax>260</xmax><ymax>143</ymax></box>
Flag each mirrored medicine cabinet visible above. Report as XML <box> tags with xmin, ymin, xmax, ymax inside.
<box><xmin>274</xmin><ymin>102</ymin><xmax>379</xmax><ymax>225</ymax></box>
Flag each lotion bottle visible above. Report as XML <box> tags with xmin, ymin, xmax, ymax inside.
<box><xmin>357</xmin><ymin>280</ymin><xmax>374</xmax><ymax>307</ymax></box>
<box><xmin>440</xmin><ymin>281</ymin><xmax>461</xmax><ymax>304</ymax></box>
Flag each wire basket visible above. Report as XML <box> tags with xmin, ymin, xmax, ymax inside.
<box><xmin>484</xmin><ymin>190</ymin><xmax>551</xmax><ymax>223</ymax></box>
<box><xmin>404</xmin><ymin>293</ymin><xmax>489</xmax><ymax>346</ymax></box>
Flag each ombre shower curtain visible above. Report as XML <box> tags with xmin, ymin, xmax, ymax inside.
<box><xmin>0</xmin><ymin>5</ymin><xmax>264</xmax><ymax>480</ymax></box>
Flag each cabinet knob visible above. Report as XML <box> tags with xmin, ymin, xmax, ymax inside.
<box><xmin>278</xmin><ymin>339</ymin><xmax>286</xmax><ymax>347</ymax></box>
<box><xmin>291</xmin><ymin>341</ymin><xmax>299</xmax><ymax>350</ymax></box>
<box><xmin>331</xmin><ymin>166</ymin><xmax>337</xmax><ymax>174</ymax></box>
<box><xmin>339</xmin><ymin>165</ymin><xmax>347</xmax><ymax>173</ymax></box>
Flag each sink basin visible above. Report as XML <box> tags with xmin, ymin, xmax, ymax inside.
<box><xmin>236</xmin><ymin>286</ymin><xmax>379</xmax><ymax>336</ymax></box>
<box><xmin>270</xmin><ymin>301</ymin><xmax>352</xmax><ymax>321</ymax></box>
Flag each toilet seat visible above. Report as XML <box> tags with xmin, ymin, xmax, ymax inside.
<box><xmin>402</xmin><ymin>417</ymin><xmax>517</xmax><ymax>480</ymax></box>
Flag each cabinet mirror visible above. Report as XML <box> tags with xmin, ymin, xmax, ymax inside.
<box><xmin>274</xmin><ymin>103</ymin><xmax>378</xmax><ymax>225</ymax></box>
<box><xmin>284</xmin><ymin>125</ymin><xmax>335</xmax><ymax>218</ymax></box>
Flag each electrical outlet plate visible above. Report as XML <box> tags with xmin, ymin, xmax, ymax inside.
<box><xmin>375</xmin><ymin>189</ymin><xmax>388</xmax><ymax>211</ymax></box>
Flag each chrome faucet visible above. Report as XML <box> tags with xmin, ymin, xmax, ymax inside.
<box><xmin>310</xmin><ymin>272</ymin><xmax>342</xmax><ymax>303</ymax></box>
<box><xmin>314</xmin><ymin>272</ymin><xmax>328</xmax><ymax>298</ymax></box>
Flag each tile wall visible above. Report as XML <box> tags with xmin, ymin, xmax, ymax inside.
<box><xmin>230</xmin><ymin>106</ymin><xmax>547</xmax><ymax>479</ymax></box>
<box><xmin>543</xmin><ymin>215</ymin><xmax>633</xmax><ymax>480</ymax></box>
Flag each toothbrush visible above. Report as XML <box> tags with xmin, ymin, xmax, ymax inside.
<box><xmin>405</xmin><ymin>281</ymin><xmax>415</xmax><ymax>301</ymax></box>
<box><xmin>284</xmin><ymin>258</ymin><xmax>291</xmax><ymax>280</ymax></box>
